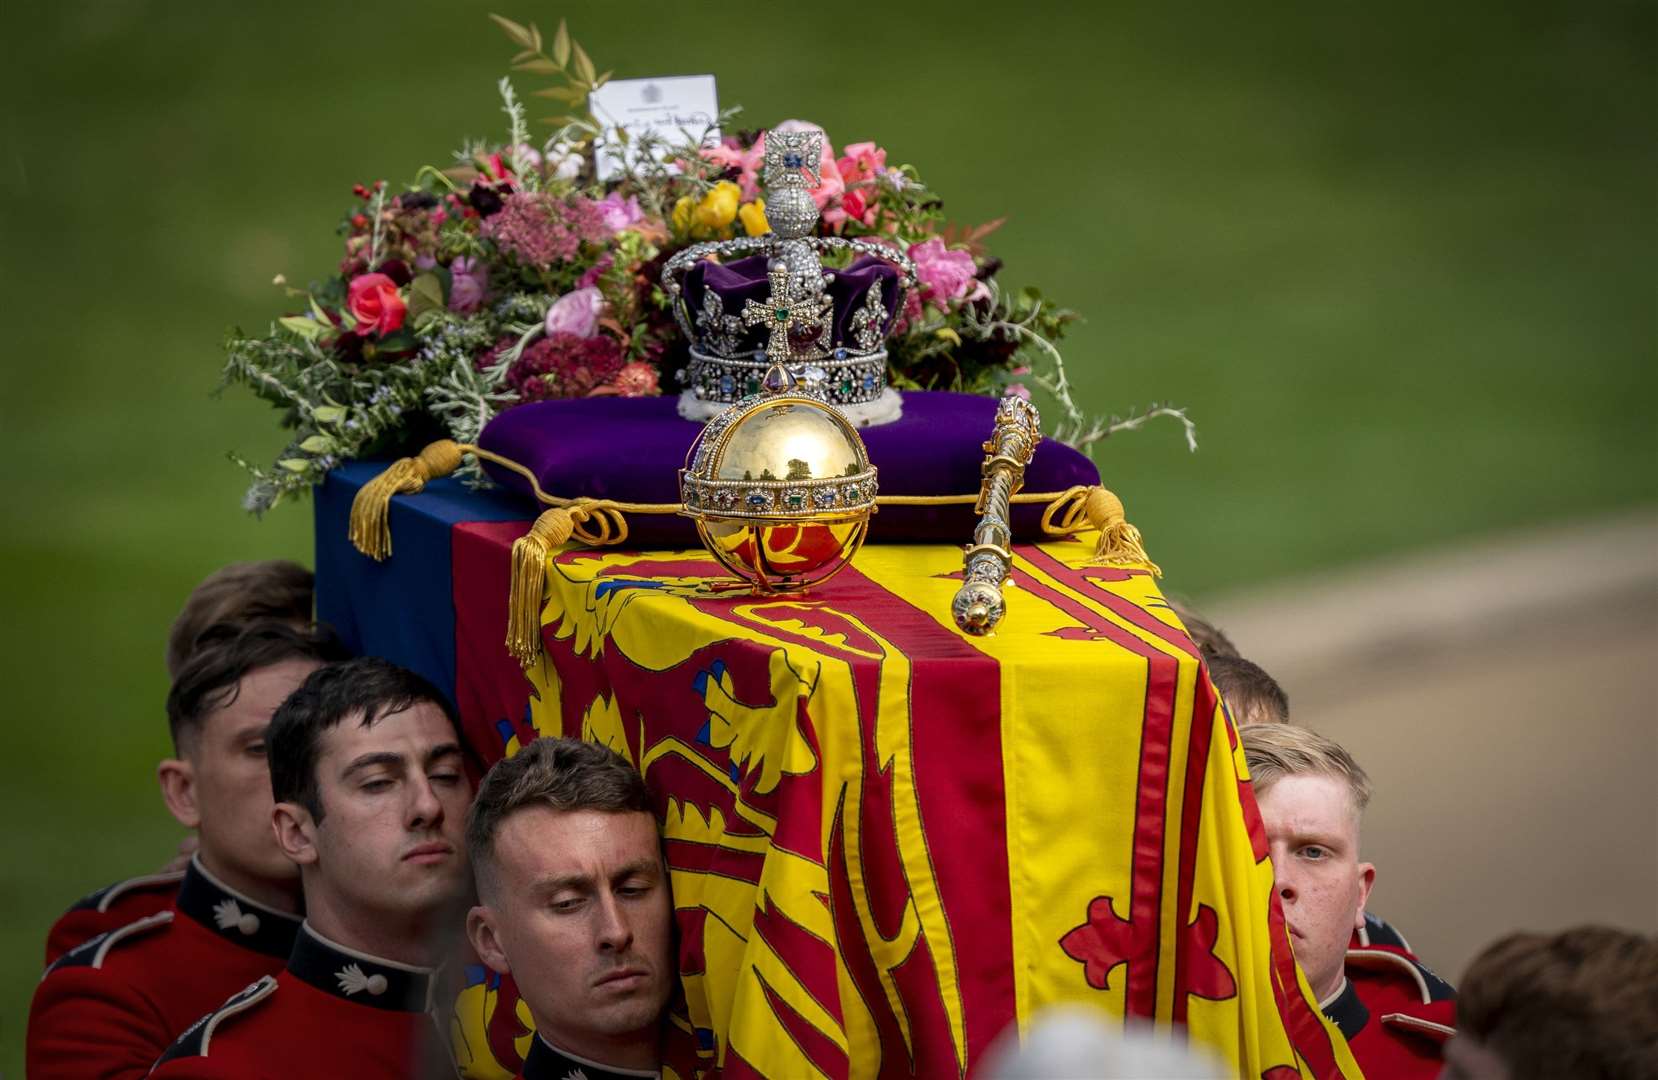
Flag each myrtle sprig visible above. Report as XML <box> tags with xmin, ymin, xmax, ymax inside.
<box><xmin>489</xmin><ymin>14</ymin><xmax>611</xmax><ymax>131</ymax></box>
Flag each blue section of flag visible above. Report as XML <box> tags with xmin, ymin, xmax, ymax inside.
<box><xmin>314</xmin><ymin>462</ymin><xmax>530</xmax><ymax>707</ymax></box>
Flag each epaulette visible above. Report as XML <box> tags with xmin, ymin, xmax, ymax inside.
<box><xmin>43</xmin><ymin>910</ymin><xmax>174</xmax><ymax>978</ymax></box>
<box><xmin>151</xmin><ymin>976</ymin><xmax>278</xmax><ymax>1066</ymax></box>
<box><xmin>1346</xmin><ymin>945</ymin><xmax>1457</xmax><ymax>1003</ymax></box>
<box><xmin>66</xmin><ymin>869</ymin><xmax>185</xmax><ymax>914</ymax></box>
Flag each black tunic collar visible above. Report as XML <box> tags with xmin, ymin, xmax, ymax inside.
<box><xmin>174</xmin><ymin>855</ymin><xmax>302</xmax><ymax>960</ymax></box>
<box><xmin>521</xmin><ymin>1035</ymin><xmax>660</xmax><ymax>1080</ymax></box>
<box><xmin>287</xmin><ymin>922</ymin><xmax>442</xmax><ymax>1013</ymax></box>
<box><xmin>1322</xmin><ymin>977</ymin><xmax>1370</xmax><ymax>1042</ymax></box>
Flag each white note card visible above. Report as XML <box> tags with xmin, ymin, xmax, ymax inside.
<box><xmin>588</xmin><ymin>75</ymin><xmax>721</xmax><ymax>181</ymax></box>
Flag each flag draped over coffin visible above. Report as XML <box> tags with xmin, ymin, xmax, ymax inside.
<box><xmin>315</xmin><ymin>466</ymin><xmax>1362</xmax><ymax>1079</ymax></box>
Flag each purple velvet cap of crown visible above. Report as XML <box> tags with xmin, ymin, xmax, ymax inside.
<box><xmin>477</xmin><ymin>392</ymin><xmax>1101</xmax><ymax>547</ymax></box>
<box><xmin>685</xmin><ymin>253</ymin><xmax>901</xmax><ymax>354</ymax></box>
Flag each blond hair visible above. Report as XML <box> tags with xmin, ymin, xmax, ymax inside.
<box><xmin>1240</xmin><ymin>723</ymin><xmax>1371</xmax><ymax>815</ymax></box>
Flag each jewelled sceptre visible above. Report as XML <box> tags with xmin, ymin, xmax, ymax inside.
<box><xmin>952</xmin><ymin>396</ymin><xmax>1042</xmax><ymax>634</ymax></box>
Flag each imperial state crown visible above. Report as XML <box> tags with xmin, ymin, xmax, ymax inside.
<box><xmin>662</xmin><ymin>129</ymin><xmax>917</xmax><ymax>426</ymax></box>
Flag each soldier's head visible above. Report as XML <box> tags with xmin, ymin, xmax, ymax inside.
<box><xmin>1446</xmin><ymin>926</ymin><xmax>1658</xmax><ymax>1080</ymax></box>
<box><xmin>159</xmin><ymin>620</ymin><xmax>348</xmax><ymax>901</ymax></box>
<box><xmin>1241</xmin><ymin>723</ymin><xmax>1375</xmax><ymax>1002</ymax></box>
<box><xmin>268</xmin><ymin>658</ymin><xmax>474</xmax><ymax>950</ymax></box>
<box><xmin>1168</xmin><ymin>598</ymin><xmax>1239</xmax><ymax>661</ymax></box>
<box><xmin>1208</xmin><ymin>655</ymin><xmax>1290</xmax><ymax>725</ymax></box>
<box><xmin>465</xmin><ymin>738</ymin><xmax>672</xmax><ymax>1072</ymax></box>
<box><xmin>166</xmin><ymin>560</ymin><xmax>314</xmax><ymax>678</ymax></box>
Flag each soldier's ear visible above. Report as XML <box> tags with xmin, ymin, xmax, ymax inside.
<box><xmin>157</xmin><ymin>758</ymin><xmax>200</xmax><ymax>829</ymax></box>
<box><xmin>272</xmin><ymin>801</ymin><xmax>319</xmax><ymax>867</ymax></box>
<box><xmin>467</xmin><ymin>905</ymin><xmax>511</xmax><ymax>976</ymax></box>
<box><xmin>1353</xmin><ymin>861</ymin><xmax>1377</xmax><ymax>930</ymax></box>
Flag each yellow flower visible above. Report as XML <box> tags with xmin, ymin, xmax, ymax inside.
<box><xmin>672</xmin><ymin>195</ymin><xmax>695</xmax><ymax>233</ymax></box>
<box><xmin>694</xmin><ymin>180</ymin><xmax>741</xmax><ymax>232</ymax></box>
<box><xmin>739</xmin><ymin>199</ymin><xmax>769</xmax><ymax>237</ymax></box>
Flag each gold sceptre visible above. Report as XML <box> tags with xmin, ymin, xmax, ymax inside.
<box><xmin>953</xmin><ymin>396</ymin><xmax>1042</xmax><ymax>635</ymax></box>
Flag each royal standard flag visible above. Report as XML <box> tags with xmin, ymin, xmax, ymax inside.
<box><xmin>317</xmin><ymin>466</ymin><xmax>1363</xmax><ymax>1078</ymax></box>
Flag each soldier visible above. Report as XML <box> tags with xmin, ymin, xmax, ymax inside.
<box><xmin>28</xmin><ymin>622</ymin><xmax>344</xmax><ymax>1080</ymax></box>
<box><xmin>151</xmin><ymin>657</ymin><xmax>476</xmax><ymax>1078</ymax></box>
<box><xmin>1208</xmin><ymin>654</ymin><xmax>1290</xmax><ymax>725</ymax></box>
<box><xmin>1446</xmin><ymin>925</ymin><xmax>1658</xmax><ymax>1079</ymax></box>
<box><xmin>465</xmin><ymin>738</ymin><xmax>675</xmax><ymax>1080</ymax></box>
<box><xmin>44</xmin><ymin>559</ymin><xmax>315</xmax><ymax>966</ymax></box>
<box><xmin>1241</xmin><ymin>723</ymin><xmax>1456</xmax><ymax>1079</ymax></box>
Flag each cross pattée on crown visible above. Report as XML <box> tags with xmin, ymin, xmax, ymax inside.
<box><xmin>763</xmin><ymin>129</ymin><xmax>821</xmax><ymax>189</ymax></box>
<box><xmin>741</xmin><ymin>260</ymin><xmax>831</xmax><ymax>365</ymax></box>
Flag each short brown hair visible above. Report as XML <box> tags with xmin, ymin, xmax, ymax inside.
<box><xmin>1240</xmin><ymin>723</ymin><xmax>1371</xmax><ymax>816</ymax></box>
<box><xmin>167</xmin><ymin>561</ymin><xmax>314</xmax><ymax>677</ymax></box>
<box><xmin>166</xmin><ymin>620</ymin><xmax>349</xmax><ymax>754</ymax></box>
<box><xmin>1208</xmin><ymin>655</ymin><xmax>1289</xmax><ymax>725</ymax></box>
<box><xmin>1168</xmin><ymin>598</ymin><xmax>1239</xmax><ymax>660</ymax></box>
<box><xmin>268</xmin><ymin>657</ymin><xmax>462</xmax><ymax>822</ymax></box>
<box><xmin>466</xmin><ymin>738</ymin><xmax>655</xmax><ymax>901</ymax></box>
<box><xmin>1459</xmin><ymin>926</ymin><xmax>1658</xmax><ymax>1080</ymax></box>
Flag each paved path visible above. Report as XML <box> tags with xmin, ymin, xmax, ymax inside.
<box><xmin>1205</xmin><ymin>510</ymin><xmax>1658</xmax><ymax>980</ymax></box>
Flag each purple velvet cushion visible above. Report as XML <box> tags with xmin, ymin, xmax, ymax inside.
<box><xmin>477</xmin><ymin>391</ymin><xmax>1100</xmax><ymax>547</ymax></box>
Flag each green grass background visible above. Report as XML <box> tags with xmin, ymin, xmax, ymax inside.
<box><xmin>1</xmin><ymin>0</ymin><xmax>1651</xmax><ymax>1067</ymax></box>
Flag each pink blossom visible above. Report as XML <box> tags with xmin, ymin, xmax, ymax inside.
<box><xmin>594</xmin><ymin>192</ymin><xmax>642</xmax><ymax>232</ymax></box>
<box><xmin>1004</xmin><ymin>383</ymin><xmax>1031</xmax><ymax>400</ymax></box>
<box><xmin>908</xmin><ymin>237</ymin><xmax>987</xmax><ymax>306</ymax></box>
<box><xmin>448</xmin><ymin>256</ymin><xmax>488</xmax><ymax>313</ymax></box>
<box><xmin>836</xmin><ymin>142</ymin><xmax>886</xmax><ymax>184</ymax></box>
<box><xmin>577</xmin><ymin>254</ymin><xmax>614</xmax><ymax>290</ymax></box>
<box><xmin>544</xmin><ymin>286</ymin><xmax>604</xmax><ymax>339</ymax></box>
<box><xmin>481</xmin><ymin>192</ymin><xmax>609</xmax><ymax>270</ymax></box>
<box><xmin>701</xmin><ymin>140</ymin><xmax>764</xmax><ymax>201</ymax></box>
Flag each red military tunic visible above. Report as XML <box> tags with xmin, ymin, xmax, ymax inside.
<box><xmin>150</xmin><ymin>922</ymin><xmax>454</xmax><ymax>1079</ymax></box>
<box><xmin>1322</xmin><ymin>942</ymin><xmax>1457</xmax><ymax>1079</ymax></box>
<box><xmin>27</xmin><ymin>858</ymin><xmax>300</xmax><ymax>1080</ymax></box>
<box><xmin>44</xmin><ymin>868</ymin><xmax>184</xmax><ymax>967</ymax></box>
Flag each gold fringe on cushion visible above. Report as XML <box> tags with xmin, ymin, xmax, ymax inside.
<box><xmin>348</xmin><ymin>440</ymin><xmax>465</xmax><ymax>560</ymax></box>
<box><xmin>506</xmin><ymin>503</ymin><xmax>593</xmax><ymax>667</ymax></box>
<box><xmin>1040</xmin><ymin>485</ymin><xmax>1162</xmax><ymax>577</ymax></box>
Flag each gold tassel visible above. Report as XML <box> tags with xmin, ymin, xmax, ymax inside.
<box><xmin>1042</xmin><ymin>485</ymin><xmax>1162</xmax><ymax>577</ymax></box>
<box><xmin>506</xmin><ymin>504</ymin><xmax>591</xmax><ymax>668</ymax></box>
<box><xmin>1081</xmin><ymin>486</ymin><xmax>1161</xmax><ymax>576</ymax></box>
<box><xmin>348</xmin><ymin>440</ymin><xmax>465</xmax><ymax>561</ymax></box>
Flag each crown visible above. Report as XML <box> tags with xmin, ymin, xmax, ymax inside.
<box><xmin>663</xmin><ymin>129</ymin><xmax>917</xmax><ymax>425</ymax></box>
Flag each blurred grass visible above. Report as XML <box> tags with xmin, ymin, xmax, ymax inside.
<box><xmin>0</xmin><ymin>0</ymin><xmax>1651</xmax><ymax>1067</ymax></box>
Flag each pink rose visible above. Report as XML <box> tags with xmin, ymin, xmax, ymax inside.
<box><xmin>836</xmin><ymin>141</ymin><xmax>886</xmax><ymax>184</ymax></box>
<box><xmin>595</xmin><ymin>192</ymin><xmax>643</xmax><ymax>233</ymax></box>
<box><xmin>907</xmin><ymin>238</ymin><xmax>986</xmax><ymax>306</ymax></box>
<box><xmin>840</xmin><ymin>188</ymin><xmax>876</xmax><ymax>229</ymax></box>
<box><xmin>346</xmin><ymin>273</ymin><xmax>406</xmax><ymax>337</ymax></box>
<box><xmin>702</xmin><ymin>138</ymin><xmax>765</xmax><ymax>201</ymax></box>
<box><xmin>544</xmin><ymin>286</ymin><xmax>604</xmax><ymax>339</ymax></box>
<box><xmin>448</xmin><ymin>256</ymin><xmax>488</xmax><ymax>313</ymax></box>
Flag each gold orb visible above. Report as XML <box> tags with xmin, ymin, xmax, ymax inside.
<box><xmin>680</xmin><ymin>378</ymin><xmax>877</xmax><ymax>592</ymax></box>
